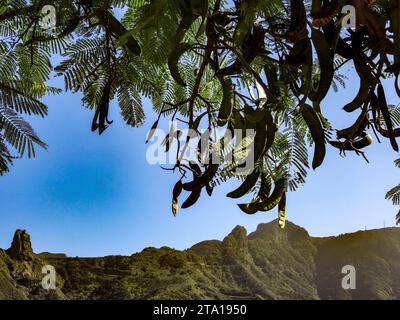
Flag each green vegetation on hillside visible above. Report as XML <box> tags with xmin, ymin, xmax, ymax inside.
<box><xmin>1</xmin><ymin>221</ymin><xmax>400</xmax><ymax>300</ymax></box>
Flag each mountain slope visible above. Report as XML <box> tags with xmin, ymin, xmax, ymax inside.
<box><xmin>1</xmin><ymin>221</ymin><xmax>400</xmax><ymax>300</ymax></box>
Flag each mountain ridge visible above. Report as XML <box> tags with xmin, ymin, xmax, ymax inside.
<box><xmin>1</xmin><ymin>220</ymin><xmax>400</xmax><ymax>300</ymax></box>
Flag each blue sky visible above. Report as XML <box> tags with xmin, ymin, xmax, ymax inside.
<box><xmin>0</xmin><ymin>62</ymin><xmax>399</xmax><ymax>257</ymax></box>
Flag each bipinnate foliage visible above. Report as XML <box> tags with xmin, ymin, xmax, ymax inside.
<box><xmin>1</xmin><ymin>0</ymin><xmax>400</xmax><ymax>224</ymax></box>
<box><xmin>386</xmin><ymin>158</ymin><xmax>400</xmax><ymax>224</ymax></box>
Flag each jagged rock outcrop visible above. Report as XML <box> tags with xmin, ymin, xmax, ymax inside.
<box><xmin>222</xmin><ymin>225</ymin><xmax>248</xmax><ymax>249</ymax></box>
<box><xmin>1</xmin><ymin>221</ymin><xmax>400</xmax><ymax>300</ymax></box>
<box><xmin>1</xmin><ymin>230</ymin><xmax>65</xmax><ymax>300</ymax></box>
<box><xmin>6</xmin><ymin>230</ymin><xmax>34</xmax><ymax>261</ymax></box>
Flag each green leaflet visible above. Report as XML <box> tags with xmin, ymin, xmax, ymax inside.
<box><xmin>217</xmin><ymin>76</ymin><xmax>234</xmax><ymax>127</ymax></box>
<box><xmin>301</xmin><ymin>104</ymin><xmax>326</xmax><ymax>170</ymax></box>
<box><xmin>309</xmin><ymin>29</ymin><xmax>334</xmax><ymax>103</ymax></box>
<box><xmin>227</xmin><ymin>168</ymin><xmax>260</xmax><ymax>199</ymax></box>
<box><xmin>343</xmin><ymin>79</ymin><xmax>370</xmax><ymax>112</ymax></box>
<box><xmin>168</xmin><ymin>42</ymin><xmax>192</xmax><ymax>86</ymax></box>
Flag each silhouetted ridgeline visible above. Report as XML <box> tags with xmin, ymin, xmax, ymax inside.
<box><xmin>1</xmin><ymin>221</ymin><xmax>400</xmax><ymax>300</ymax></box>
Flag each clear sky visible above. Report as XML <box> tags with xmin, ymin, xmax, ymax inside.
<box><xmin>0</xmin><ymin>60</ymin><xmax>399</xmax><ymax>257</ymax></box>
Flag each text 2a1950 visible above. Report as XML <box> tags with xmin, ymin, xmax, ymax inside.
<box><xmin>197</xmin><ymin>304</ymin><xmax>247</xmax><ymax>316</ymax></box>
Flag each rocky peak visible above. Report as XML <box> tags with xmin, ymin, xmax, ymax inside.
<box><xmin>6</xmin><ymin>229</ymin><xmax>34</xmax><ymax>261</ymax></box>
<box><xmin>248</xmin><ymin>220</ymin><xmax>309</xmax><ymax>240</ymax></box>
<box><xmin>222</xmin><ymin>225</ymin><xmax>248</xmax><ymax>249</ymax></box>
<box><xmin>230</xmin><ymin>225</ymin><xmax>247</xmax><ymax>239</ymax></box>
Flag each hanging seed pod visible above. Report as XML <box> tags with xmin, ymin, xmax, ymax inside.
<box><xmin>172</xmin><ymin>179</ymin><xmax>183</xmax><ymax>216</ymax></box>
<box><xmin>286</xmin><ymin>0</ymin><xmax>308</xmax><ymax>42</ymax></box>
<box><xmin>238</xmin><ymin>178</ymin><xmax>286</xmax><ymax>214</ymax></box>
<box><xmin>146</xmin><ymin>119</ymin><xmax>159</xmax><ymax>144</ymax></box>
<box><xmin>301</xmin><ymin>105</ymin><xmax>326</xmax><ymax>170</ymax></box>
<box><xmin>227</xmin><ymin>168</ymin><xmax>260</xmax><ymax>199</ymax></box>
<box><xmin>206</xmin><ymin>183</ymin><xmax>214</xmax><ymax>196</ymax></box>
<box><xmin>91</xmin><ymin>80</ymin><xmax>112</xmax><ymax>135</ymax></box>
<box><xmin>168</xmin><ymin>43</ymin><xmax>192</xmax><ymax>86</ymax></box>
<box><xmin>309</xmin><ymin>29</ymin><xmax>334</xmax><ymax>103</ymax></box>
<box><xmin>217</xmin><ymin>75</ymin><xmax>234</xmax><ymax>127</ymax></box>
<box><xmin>330</xmin><ymin>133</ymin><xmax>373</xmax><ymax>151</ymax></box>
<box><xmin>181</xmin><ymin>188</ymin><xmax>202</xmax><ymax>209</ymax></box>
<box><xmin>278</xmin><ymin>192</ymin><xmax>287</xmax><ymax>229</ymax></box>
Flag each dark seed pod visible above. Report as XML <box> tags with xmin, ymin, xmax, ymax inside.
<box><xmin>336</xmin><ymin>105</ymin><xmax>369</xmax><ymax>140</ymax></box>
<box><xmin>206</xmin><ymin>183</ymin><xmax>214</xmax><ymax>197</ymax></box>
<box><xmin>385</xmin><ymin>62</ymin><xmax>400</xmax><ymax>74</ymax></box>
<box><xmin>311</xmin><ymin>0</ymin><xmax>340</xmax><ymax>28</ymax></box>
<box><xmin>286</xmin><ymin>0</ymin><xmax>308</xmax><ymax>42</ymax></box>
<box><xmin>183</xmin><ymin>163</ymin><xmax>219</xmax><ymax>192</ymax></box>
<box><xmin>227</xmin><ymin>168</ymin><xmax>260</xmax><ymax>199</ymax></box>
<box><xmin>301</xmin><ymin>105</ymin><xmax>326</xmax><ymax>170</ymax></box>
<box><xmin>330</xmin><ymin>133</ymin><xmax>373</xmax><ymax>151</ymax></box>
<box><xmin>146</xmin><ymin>119</ymin><xmax>159</xmax><ymax>144</ymax></box>
<box><xmin>91</xmin><ymin>80</ymin><xmax>112</xmax><ymax>135</ymax></box>
<box><xmin>172</xmin><ymin>179</ymin><xmax>183</xmax><ymax>216</ymax></box>
<box><xmin>189</xmin><ymin>161</ymin><xmax>202</xmax><ymax>176</ymax></box>
<box><xmin>278</xmin><ymin>192</ymin><xmax>287</xmax><ymax>229</ymax></box>
<box><xmin>181</xmin><ymin>189</ymin><xmax>202</xmax><ymax>209</ymax></box>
